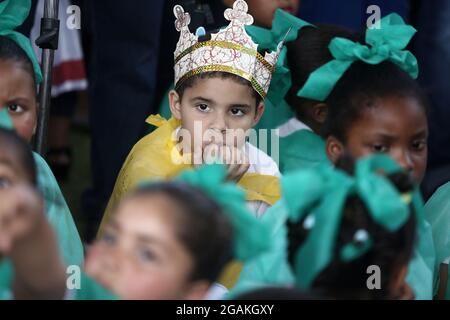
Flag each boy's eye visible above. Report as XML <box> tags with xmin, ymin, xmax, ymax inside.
<box><xmin>7</xmin><ymin>104</ymin><xmax>24</xmax><ymax>113</ymax></box>
<box><xmin>196</xmin><ymin>104</ymin><xmax>210</xmax><ymax>112</ymax></box>
<box><xmin>100</xmin><ymin>231</ymin><xmax>117</xmax><ymax>246</ymax></box>
<box><xmin>371</xmin><ymin>144</ymin><xmax>388</xmax><ymax>153</ymax></box>
<box><xmin>230</xmin><ymin>108</ymin><xmax>245</xmax><ymax>116</ymax></box>
<box><xmin>138</xmin><ymin>248</ymin><xmax>157</xmax><ymax>263</ymax></box>
<box><xmin>0</xmin><ymin>177</ymin><xmax>12</xmax><ymax>189</ymax></box>
<box><xmin>412</xmin><ymin>140</ymin><xmax>427</xmax><ymax>151</ymax></box>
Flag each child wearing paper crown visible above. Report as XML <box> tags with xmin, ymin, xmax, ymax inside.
<box><xmin>102</xmin><ymin>0</ymin><xmax>284</xmax><ymax>226</ymax></box>
<box><xmin>0</xmin><ymin>0</ymin><xmax>83</xmax><ymax>282</ymax></box>
<box><xmin>0</xmin><ymin>164</ymin><xmax>270</xmax><ymax>300</ymax></box>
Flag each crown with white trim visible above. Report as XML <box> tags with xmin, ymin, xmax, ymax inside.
<box><xmin>173</xmin><ymin>0</ymin><xmax>283</xmax><ymax>99</ymax></box>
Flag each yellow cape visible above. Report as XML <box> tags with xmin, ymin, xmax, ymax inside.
<box><xmin>99</xmin><ymin>115</ymin><xmax>281</xmax><ymax>288</ymax></box>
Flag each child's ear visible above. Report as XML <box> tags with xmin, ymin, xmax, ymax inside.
<box><xmin>182</xmin><ymin>280</ymin><xmax>211</xmax><ymax>300</ymax></box>
<box><xmin>312</xmin><ymin>103</ymin><xmax>328</xmax><ymax>124</ymax></box>
<box><xmin>326</xmin><ymin>136</ymin><xmax>344</xmax><ymax>164</ymax></box>
<box><xmin>169</xmin><ymin>90</ymin><xmax>182</xmax><ymax>120</ymax></box>
<box><xmin>252</xmin><ymin>101</ymin><xmax>265</xmax><ymax>127</ymax></box>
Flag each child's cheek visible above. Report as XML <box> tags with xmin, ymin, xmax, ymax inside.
<box><xmin>118</xmin><ymin>272</ymin><xmax>175</xmax><ymax>300</ymax></box>
<box><xmin>12</xmin><ymin>113</ymin><xmax>36</xmax><ymax>143</ymax></box>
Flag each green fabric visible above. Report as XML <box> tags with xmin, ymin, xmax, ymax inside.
<box><xmin>0</xmin><ymin>0</ymin><xmax>43</xmax><ymax>83</ymax></box>
<box><xmin>298</xmin><ymin>13</ymin><xmax>418</xmax><ymax>101</ymax></box>
<box><xmin>174</xmin><ymin>164</ymin><xmax>271</xmax><ymax>261</ymax></box>
<box><xmin>245</xmin><ymin>9</ymin><xmax>311</xmax><ymax>107</ymax></box>
<box><xmin>231</xmin><ymin>156</ymin><xmax>427</xmax><ymax>295</ymax></box>
<box><xmin>279</xmin><ymin>128</ymin><xmax>329</xmax><ymax>174</ymax></box>
<box><xmin>228</xmin><ymin>199</ymin><xmax>295</xmax><ymax>298</ymax></box>
<box><xmin>231</xmin><ymin>193</ymin><xmax>435</xmax><ymax>300</ymax></box>
<box><xmin>72</xmin><ymin>273</ymin><xmax>118</xmax><ymax>300</ymax></box>
<box><xmin>33</xmin><ymin>152</ymin><xmax>84</xmax><ymax>267</ymax></box>
<box><xmin>254</xmin><ymin>98</ymin><xmax>293</xmax><ymax>137</ymax></box>
<box><xmin>0</xmin><ymin>108</ymin><xmax>13</xmax><ymax>129</ymax></box>
<box><xmin>424</xmin><ymin>182</ymin><xmax>450</xmax><ymax>299</ymax></box>
<box><xmin>286</xmin><ymin>156</ymin><xmax>418</xmax><ymax>288</ymax></box>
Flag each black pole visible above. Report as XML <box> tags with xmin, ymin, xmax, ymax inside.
<box><xmin>34</xmin><ymin>0</ymin><xmax>60</xmax><ymax>155</ymax></box>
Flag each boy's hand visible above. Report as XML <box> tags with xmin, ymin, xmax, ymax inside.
<box><xmin>198</xmin><ymin>143</ymin><xmax>250</xmax><ymax>183</ymax></box>
<box><xmin>0</xmin><ymin>184</ymin><xmax>45</xmax><ymax>254</ymax></box>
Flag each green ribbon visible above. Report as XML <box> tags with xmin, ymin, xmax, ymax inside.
<box><xmin>246</xmin><ymin>9</ymin><xmax>312</xmax><ymax>107</ymax></box>
<box><xmin>298</xmin><ymin>13</ymin><xmax>418</xmax><ymax>101</ymax></box>
<box><xmin>175</xmin><ymin>164</ymin><xmax>271</xmax><ymax>262</ymax></box>
<box><xmin>0</xmin><ymin>108</ymin><xmax>14</xmax><ymax>130</ymax></box>
<box><xmin>0</xmin><ymin>0</ymin><xmax>42</xmax><ymax>83</ymax></box>
<box><xmin>282</xmin><ymin>155</ymin><xmax>417</xmax><ymax>288</ymax></box>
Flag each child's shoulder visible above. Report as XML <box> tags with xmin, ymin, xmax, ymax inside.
<box><xmin>246</xmin><ymin>142</ymin><xmax>280</xmax><ymax>177</ymax></box>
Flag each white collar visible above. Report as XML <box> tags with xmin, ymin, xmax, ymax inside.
<box><xmin>277</xmin><ymin>117</ymin><xmax>312</xmax><ymax>138</ymax></box>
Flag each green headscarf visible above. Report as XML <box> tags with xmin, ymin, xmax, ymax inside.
<box><xmin>282</xmin><ymin>155</ymin><xmax>419</xmax><ymax>288</ymax></box>
<box><xmin>246</xmin><ymin>9</ymin><xmax>312</xmax><ymax>107</ymax></box>
<box><xmin>0</xmin><ymin>0</ymin><xmax>43</xmax><ymax>83</ymax></box>
<box><xmin>298</xmin><ymin>13</ymin><xmax>418</xmax><ymax>101</ymax></box>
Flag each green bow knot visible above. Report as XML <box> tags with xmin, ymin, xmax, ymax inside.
<box><xmin>246</xmin><ymin>9</ymin><xmax>312</xmax><ymax>107</ymax></box>
<box><xmin>298</xmin><ymin>13</ymin><xmax>418</xmax><ymax>101</ymax></box>
<box><xmin>0</xmin><ymin>0</ymin><xmax>43</xmax><ymax>83</ymax></box>
<box><xmin>282</xmin><ymin>155</ymin><xmax>416</xmax><ymax>288</ymax></box>
<box><xmin>175</xmin><ymin>164</ymin><xmax>271</xmax><ymax>262</ymax></box>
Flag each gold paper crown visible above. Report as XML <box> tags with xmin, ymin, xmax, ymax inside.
<box><xmin>173</xmin><ymin>0</ymin><xmax>283</xmax><ymax>98</ymax></box>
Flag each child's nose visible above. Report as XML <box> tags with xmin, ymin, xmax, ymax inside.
<box><xmin>211</xmin><ymin>115</ymin><xmax>227</xmax><ymax>133</ymax></box>
<box><xmin>394</xmin><ymin>150</ymin><xmax>414</xmax><ymax>174</ymax></box>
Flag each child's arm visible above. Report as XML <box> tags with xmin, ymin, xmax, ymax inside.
<box><xmin>0</xmin><ymin>185</ymin><xmax>66</xmax><ymax>299</ymax></box>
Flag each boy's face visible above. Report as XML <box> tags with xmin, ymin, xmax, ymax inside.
<box><xmin>85</xmin><ymin>194</ymin><xmax>208</xmax><ymax>300</ymax></box>
<box><xmin>170</xmin><ymin>77</ymin><xmax>264</xmax><ymax>153</ymax></box>
<box><xmin>0</xmin><ymin>140</ymin><xmax>30</xmax><ymax>189</ymax></box>
<box><xmin>224</xmin><ymin>0</ymin><xmax>299</xmax><ymax>28</ymax></box>
<box><xmin>0</xmin><ymin>60</ymin><xmax>37</xmax><ymax>143</ymax></box>
<box><xmin>326</xmin><ymin>96</ymin><xmax>428</xmax><ymax>183</ymax></box>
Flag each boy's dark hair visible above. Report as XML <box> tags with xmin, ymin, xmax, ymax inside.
<box><xmin>286</xmin><ymin>154</ymin><xmax>417</xmax><ymax>299</ymax></box>
<box><xmin>322</xmin><ymin>60</ymin><xmax>428</xmax><ymax>142</ymax></box>
<box><xmin>0</xmin><ymin>128</ymin><xmax>37</xmax><ymax>186</ymax></box>
<box><xmin>175</xmin><ymin>71</ymin><xmax>263</xmax><ymax>107</ymax></box>
<box><xmin>285</xmin><ymin>24</ymin><xmax>358</xmax><ymax>117</ymax></box>
<box><xmin>0</xmin><ymin>36</ymin><xmax>37</xmax><ymax>87</ymax></box>
<box><xmin>132</xmin><ymin>181</ymin><xmax>234</xmax><ymax>283</ymax></box>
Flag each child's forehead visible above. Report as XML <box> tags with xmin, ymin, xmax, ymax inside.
<box><xmin>0</xmin><ymin>60</ymin><xmax>36</xmax><ymax>100</ymax></box>
<box><xmin>185</xmin><ymin>76</ymin><xmax>257</xmax><ymax>103</ymax></box>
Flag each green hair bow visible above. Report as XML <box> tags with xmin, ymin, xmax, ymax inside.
<box><xmin>282</xmin><ymin>155</ymin><xmax>417</xmax><ymax>289</ymax></box>
<box><xmin>175</xmin><ymin>164</ymin><xmax>271</xmax><ymax>262</ymax></box>
<box><xmin>0</xmin><ymin>0</ymin><xmax>43</xmax><ymax>83</ymax></box>
<box><xmin>298</xmin><ymin>13</ymin><xmax>418</xmax><ymax>101</ymax></box>
<box><xmin>0</xmin><ymin>108</ymin><xmax>14</xmax><ymax>130</ymax></box>
<box><xmin>246</xmin><ymin>9</ymin><xmax>312</xmax><ymax>106</ymax></box>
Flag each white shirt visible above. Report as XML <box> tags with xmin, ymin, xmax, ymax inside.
<box><xmin>277</xmin><ymin>117</ymin><xmax>312</xmax><ymax>138</ymax></box>
<box><xmin>245</xmin><ymin>142</ymin><xmax>281</xmax><ymax>218</ymax></box>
